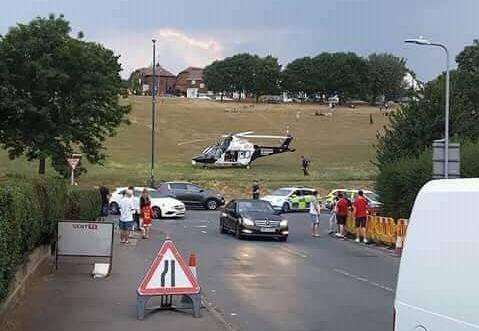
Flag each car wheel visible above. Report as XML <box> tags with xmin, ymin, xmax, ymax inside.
<box><xmin>282</xmin><ymin>202</ymin><xmax>290</xmax><ymax>213</ymax></box>
<box><xmin>235</xmin><ymin>225</ymin><xmax>243</xmax><ymax>240</ymax></box>
<box><xmin>205</xmin><ymin>199</ymin><xmax>219</xmax><ymax>210</ymax></box>
<box><xmin>278</xmin><ymin>236</ymin><xmax>288</xmax><ymax>242</ymax></box>
<box><xmin>152</xmin><ymin>207</ymin><xmax>162</xmax><ymax>219</ymax></box>
<box><xmin>220</xmin><ymin>220</ymin><xmax>227</xmax><ymax>234</ymax></box>
<box><xmin>110</xmin><ymin>202</ymin><xmax>119</xmax><ymax>215</ymax></box>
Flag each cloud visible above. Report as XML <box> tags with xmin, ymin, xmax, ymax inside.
<box><xmin>97</xmin><ymin>28</ymin><xmax>224</xmax><ymax>78</ymax></box>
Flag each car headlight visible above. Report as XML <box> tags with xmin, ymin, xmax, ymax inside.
<box><xmin>242</xmin><ymin>217</ymin><xmax>255</xmax><ymax>226</ymax></box>
<box><xmin>280</xmin><ymin>219</ymin><xmax>288</xmax><ymax>227</ymax></box>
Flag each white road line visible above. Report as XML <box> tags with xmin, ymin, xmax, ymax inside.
<box><xmin>333</xmin><ymin>268</ymin><xmax>394</xmax><ymax>293</ymax></box>
<box><xmin>201</xmin><ymin>230</ymin><xmax>207</xmax><ymax>234</ymax></box>
<box><xmin>194</xmin><ymin>225</ymin><xmax>208</xmax><ymax>228</ymax></box>
<box><xmin>280</xmin><ymin>246</ymin><xmax>309</xmax><ymax>258</ymax></box>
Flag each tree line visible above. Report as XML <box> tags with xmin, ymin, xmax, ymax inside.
<box><xmin>203</xmin><ymin>52</ymin><xmax>412</xmax><ymax>102</ymax></box>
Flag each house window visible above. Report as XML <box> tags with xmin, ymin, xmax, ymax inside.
<box><xmin>200</xmin><ymin>83</ymin><xmax>205</xmax><ymax>88</ymax></box>
<box><xmin>191</xmin><ymin>80</ymin><xmax>196</xmax><ymax>85</ymax></box>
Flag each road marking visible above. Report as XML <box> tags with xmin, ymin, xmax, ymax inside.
<box><xmin>194</xmin><ymin>225</ymin><xmax>208</xmax><ymax>228</ymax></box>
<box><xmin>333</xmin><ymin>268</ymin><xmax>394</xmax><ymax>293</ymax></box>
<box><xmin>201</xmin><ymin>230</ymin><xmax>207</xmax><ymax>234</ymax></box>
<box><xmin>280</xmin><ymin>246</ymin><xmax>309</xmax><ymax>259</ymax></box>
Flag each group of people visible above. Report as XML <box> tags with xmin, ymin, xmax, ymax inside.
<box><xmin>328</xmin><ymin>190</ymin><xmax>369</xmax><ymax>243</ymax></box>
<box><xmin>99</xmin><ymin>186</ymin><xmax>154</xmax><ymax>244</ymax></box>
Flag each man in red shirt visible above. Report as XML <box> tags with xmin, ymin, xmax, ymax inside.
<box><xmin>335</xmin><ymin>192</ymin><xmax>349</xmax><ymax>238</ymax></box>
<box><xmin>353</xmin><ymin>190</ymin><xmax>369</xmax><ymax>243</ymax></box>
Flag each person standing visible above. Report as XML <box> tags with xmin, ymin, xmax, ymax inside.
<box><xmin>309</xmin><ymin>193</ymin><xmax>321</xmax><ymax>237</ymax></box>
<box><xmin>335</xmin><ymin>192</ymin><xmax>349</xmax><ymax>238</ymax></box>
<box><xmin>353</xmin><ymin>190</ymin><xmax>369</xmax><ymax>243</ymax></box>
<box><xmin>119</xmin><ymin>189</ymin><xmax>135</xmax><ymax>244</ymax></box>
<box><xmin>99</xmin><ymin>185</ymin><xmax>110</xmax><ymax>220</ymax></box>
<box><xmin>140</xmin><ymin>189</ymin><xmax>153</xmax><ymax>239</ymax></box>
<box><xmin>301</xmin><ymin>156</ymin><xmax>310</xmax><ymax>176</ymax></box>
<box><xmin>329</xmin><ymin>196</ymin><xmax>339</xmax><ymax>235</ymax></box>
<box><xmin>252</xmin><ymin>181</ymin><xmax>260</xmax><ymax>199</ymax></box>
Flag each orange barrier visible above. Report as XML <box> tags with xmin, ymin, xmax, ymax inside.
<box><xmin>344</xmin><ymin>214</ymin><xmax>409</xmax><ymax>251</ymax></box>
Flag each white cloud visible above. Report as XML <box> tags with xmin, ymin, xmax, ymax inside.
<box><xmin>96</xmin><ymin>28</ymin><xmax>224</xmax><ymax>78</ymax></box>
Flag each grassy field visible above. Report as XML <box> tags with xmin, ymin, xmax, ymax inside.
<box><xmin>0</xmin><ymin>96</ymin><xmax>390</xmax><ymax>197</ymax></box>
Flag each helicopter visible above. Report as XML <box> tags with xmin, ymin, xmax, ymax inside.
<box><xmin>191</xmin><ymin>131</ymin><xmax>295</xmax><ymax>168</ymax></box>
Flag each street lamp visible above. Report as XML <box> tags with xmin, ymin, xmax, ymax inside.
<box><xmin>150</xmin><ymin>39</ymin><xmax>157</xmax><ymax>187</ymax></box>
<box><xmin>404</xmin><ymin>37</ymin><xmax>450</xmax><ymax>178</ymax></box>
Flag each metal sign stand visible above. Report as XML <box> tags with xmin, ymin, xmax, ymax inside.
<box><xmin>136</xmin><ymin>292</ymin><xmax>201</xmax><ymax>320</ymax></box>
<box><xmin>136</xmin><ymin>239</ymin><xmax>201</xmax><ymax>320</ymax></box>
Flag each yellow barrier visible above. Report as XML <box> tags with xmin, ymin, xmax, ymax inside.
<box><xmin>344</xmin><ymin>214</ymin><xmax>409</xmax><ymax>249</ymax></box>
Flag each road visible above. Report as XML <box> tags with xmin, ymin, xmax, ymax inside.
<box><xmin>158</xmin><ymin>210</ymin><xmax>400</xmax><ymax>331</ymax></box>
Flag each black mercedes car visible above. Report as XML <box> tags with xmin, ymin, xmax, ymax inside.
<box><xmin>219</xmin><ymin>199</ymin><xmax>288</xmax><ymax>241</ymax></box>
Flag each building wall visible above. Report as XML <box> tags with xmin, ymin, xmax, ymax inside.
<box><xmin>141</xmin><ymin>75</ymin><xmax>176</xmax><ymax>95</ymax></box>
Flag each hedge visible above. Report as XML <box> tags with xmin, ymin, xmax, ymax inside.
<box><xmin>376</xmin><ymin>140</ymin><xmax>479</xmax><ymax>219</ymax></box>
<box><xmin>0</xmin><ymin>177</ymin><xmax>101</xmax><ymax>302</ymax></box>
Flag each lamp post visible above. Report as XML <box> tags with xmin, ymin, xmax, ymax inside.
<box><xmin>150</xmin><ymin>39</ymin><xmax>157</xmax><ymax>187</ymax></box>
<box><xmin>404</xmin><ymin>37</ymin><xmax>450</xmax><ymax>178</ymax></box>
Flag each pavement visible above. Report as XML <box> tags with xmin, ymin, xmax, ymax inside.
<box><xmin>7</xmin><ymin>210</ymin><xmax>400</xmax><ymax>331</ymax></box>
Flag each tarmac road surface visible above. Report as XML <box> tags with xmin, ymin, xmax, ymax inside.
<box><xmin>159</xmin><ymin>210</ymin><xmax>400</xmax><ymax>331</ymax></box>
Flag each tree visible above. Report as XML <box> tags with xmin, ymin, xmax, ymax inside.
<box><xmin>0</xmin><ymin>15</ymin><xmax>130</xmax><ymax>176</ymax></box>
<box><xmin>281</xmin><ymin>57</ymin><xmax>316</xmax><ymax>97</ymax></box>
<box><xmin>251</xmin><ymin>55</ymin><xmax>281</xmax><ymax>100</ymax></box>
<box><xmin>367</xmin><ymin>53</ymin><xmax>408</xmax><ymax>102</ymax></box>
<box><xmin>203</xmin><ymin>60</ymin><xmax>228</xmax><ymax>99</ymax></box>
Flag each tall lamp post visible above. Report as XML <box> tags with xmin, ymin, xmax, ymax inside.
<box><xmin>150</xmin><ymin>39</ymin><xmax>157</xmax><ymax>187</ymax></box>
<box><xmin>404</xmin><ymin>37</ymin><xmax>450</xmax><ymax>178</ymax></box>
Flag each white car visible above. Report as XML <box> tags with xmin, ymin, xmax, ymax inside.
<box><xmin>261</xmin><ymin>187</ymin><xmax>318</xmax><ymax>212</ymax></box>
<box><xmin>109</xmin><ymin>187</ymin><xmax>185</xmax><ymax>218</ymax></box>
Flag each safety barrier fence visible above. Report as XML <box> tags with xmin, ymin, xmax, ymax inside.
<box><xmin>344</xmin><ymin>214</ymin><xmax>409</xmax><ymax>250</ymax></box>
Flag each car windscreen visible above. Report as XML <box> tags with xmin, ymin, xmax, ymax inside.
<box><xmin>364</xmin><ymin>192</ymin><xmax>380</xmax><ymax>202</ymax></box>
<box><xmin>271</xmin><ymin>189</ymin><xmax>291</xmax><ymax>197</ymax></box>
<box><xmin>148</xmin><ymin>190</ymin><xmax>163</xmax><ymax>198</ymax></box>
<box><xmin>238</xmin><ymin>201</ymin><xmax>275</xmax><ymax>213</ymax></box>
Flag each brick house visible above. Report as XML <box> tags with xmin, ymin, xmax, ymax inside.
<box><xmin>175</xmin><ymin>67</ymin><xmax>207</xmax><ymax>97</ymax></box>
<box><xmin>136</xmin><ymin>65</ymin><xmax>176</xmax><ymax>95</ymax></box>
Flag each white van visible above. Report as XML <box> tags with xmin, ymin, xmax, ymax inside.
<box><xmin>394</xmin><ymin>179</ymin><xmax>479</xmax><ymax>330</ymax></box>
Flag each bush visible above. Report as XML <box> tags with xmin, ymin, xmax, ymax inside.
<box><xmin>64</xmin><ymin>187</ymin><xmax>101</xmax><ymax>221</ymax></box>
<box><xmin>0</xmin><ymin>177</ymin><xmax>100</xmax><ymax>302</ymax></box>
<box><xmin>376</xmin><ymin>150</ymin><xmax>432</xmax><ymax>219</ymax></box>
<box><xmin>376</xmin><ymin>141</ymin><xmax>479</xmax><ymax>219</ymax></box>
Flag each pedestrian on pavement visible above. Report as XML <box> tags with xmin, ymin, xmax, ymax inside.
<box><xmin>119</xmin><ymin>189</ymin><xmax>135</xmax><ymax>244</ymax></box>
<box><xmin>353</xmin><ymin>190</ymin><xmax>369</xmax><ymax>243</ymax></box>
<box><xmin>99</xmin><ymin>185</ymin><xmax>110</xmax><ymax>220</ymax></box>
<box><xmin>335</xmin><ymin>192</ymin><xmax>349</xmax><ymax>238</ymax></box>
<box><xmin>301</xmin><ymin>155</ymin><xmax>310</xmax><ymax>176</ymax></box>
<box><xmin>127</xmin><ymin>185</ymin><xmax>140</xmax><ymax>231</ymax></box>
<box><xmin>140</xmin><ymin>189</ymin><xmax>153</xmax><ymax>239</ymax></box>
<box><xmin>328</xmin><ymin>196</ymin><xmax>339</xmax><ymax>234</ymax></box>
<box><xmin>309</xmin><ymin>193</ymin><xmax>321</xmax><ymax>237</ymax></box>
<box><xmin>252</xmin><ymin>180</ymin><xmax>260</xmax><ymax>199</ymax></box>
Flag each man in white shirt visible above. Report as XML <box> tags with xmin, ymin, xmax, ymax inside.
<box><xmin>119</xmin><ymin>189</ymin><xmax>135</xmax><ymax>244</ymax></box>
<box><xmin>309</xmin><ymin>193</ymin><xmax>321</xmax><ymax>237</ymax></box>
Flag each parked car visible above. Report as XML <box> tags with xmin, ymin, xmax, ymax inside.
<box><xmin>261</xmin><ymin>187</ymin><xmax>318</xmax><ymax>213</ymax></box>
<box><xmin>394</xmin><ymin>179</ymin><xmax>479</xmax><ymax>330</ymax></box>
<box><xmin>157</xmin><ymin>182</ymin><xmax>225</xmax><ymax>210</ymax></box>
<box><xmin>219</xmin><ymin>199</ymin><xmax>288</xmax><ymax>241</ymax></box>
<box><xmin>323</xmin><ymin>189</ymin><xmax>382</xmax><ymax>214</ymax></box>
<box><xmin>109</xmin><ymin>187</ymin><xmax>185</xmax><ymax>218</ymax></box>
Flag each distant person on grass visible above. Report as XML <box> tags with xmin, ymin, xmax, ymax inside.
<box><xmin>353</xmin><ymin>190</ymin><xmax>369</xmax><ymax>243</ymax></box>
<box><xmin>140</xmin><ymin>189</ymin><xmax>153</xmax><ymax>239</ymax></box>
<box><xmin>301</xmin><ymin>155</ymin><xmax>310</xmax><ymax>176</ymax></box>
<box><xmin>119</xmin><ymin>189</ymin><xmax>135</xmax><ymax>244</ymax></box>
<box><xmin>252</xmin><ymin>180</ymin><xmax>260</xmax><ymax>199</ymax></box>
<box><xmin>335</xmin><ymin>192</ymin><xmax>349</xmax><ymax>238</ymax></box>
<box><xmin>309</xmin><ymin>193</ymin><xmax>321</xmax><ymax>237</ymax></box>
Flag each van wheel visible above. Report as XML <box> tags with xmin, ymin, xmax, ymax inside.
<box><xmin>235</xmin><ymin>226</ymin><xmax>243</xmax><ymax>240</ymax></box>
<box><xmin>205</xmin><ymin>199</ymin><xmax>219</xmax><ymax>210</ymax></box>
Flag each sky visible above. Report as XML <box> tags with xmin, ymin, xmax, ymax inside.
<box><xmin>2</xmin><ymin>0</ymin><xmax>479</xmax><ymax>81</ymax></box>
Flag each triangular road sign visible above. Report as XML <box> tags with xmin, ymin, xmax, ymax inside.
<box><xmin>138</xmin><ymin>240</ymin><xmax>200</xmax><ymax>296</ymax></box>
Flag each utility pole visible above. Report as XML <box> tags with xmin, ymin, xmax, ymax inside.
<box><xmin>150</xmin><ymin>39</ymin><xmax>157</xmax><ymax>187</ymax></box>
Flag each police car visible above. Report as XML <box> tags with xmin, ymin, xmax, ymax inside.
<box><xmin>261</xmin><ymin>187</ymin><xmax>318</xmax><ymax>213</ymax></box>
